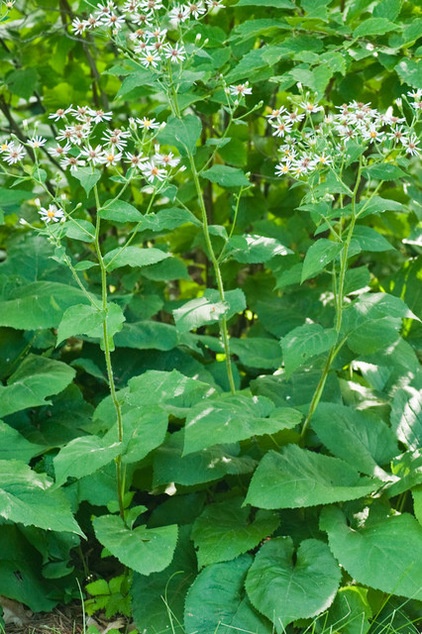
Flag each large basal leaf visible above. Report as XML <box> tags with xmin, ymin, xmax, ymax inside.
<box><xmin>184</xmin><ymin>555</ymin><xmax>272</xmax><ymax>634</ymax></box>
<box><xmin>390</xmin><ymin>385</ymin><xmax>422</xmax><ymax>451</ymax></box>
<box><xmin>103</xmin><ymin>246</ymin><xmax>170</xmax><ymax>271</ymax></box>
<box><xmin>320</xmin><ymin>507</ymin><xmax>422</xmax><ymax>600</ymax></box>
<box><xmin>0</xmin><ymin>460</ymin><xmax>83</xmax><ymax>535</ymax></box>
<box><xmin>0</xmin><ymin>281</ymin><xmax>92</xmax><ymax>329</ymax></box>
<box><xmin>131</xmin><ymin>525</ymin><xmax>197</xmax><ymax>634</ymax></box>
<box><xmin>183</xmin><ymin>393</ymin><xmax>302</xmax><ymax>455</ymax></box>
<box><xmin>53</xmin><ymin>436</ymin><xmax>122</xmax><ymax>487</ymax></box>
<box><xmin>93</xmin><ymin>514</ymin><xmax>178</xmax><ymax>576</ymax></box>
<box><xmin>245</xmin><ymin>537</ymin><xmax>341</xmax><ymax>631</ymax></box>
<box><xmin>56</xmin><ymin>302</ymin><xmax>125</xmax><ymax>346</ymax></box>
<box><xmin>280</xmin><ymin>324</ymin><xmax>337</xmax><ymax>378</ymax></box>
<box><xmin>0</xmin><ymin>354</ymin><xmax>76</xmax><ymax>418</ymax></box>
<box><xmin>245</xmin><ymin>445</ymin><xmax>380</xmax><ymax>509</ymax></box>
<box><xmin>301</xmin><ymin>239</ymin><xmax>342</xmax><ymax>283</ymax></box>
<box><xmin>311</xmin><ymin>403</ymin><xmax>398</xmax><ymax>477</ymax></box>
<box><xmin>192</xmin><ymin>498</ymin><xmax>279</xmax><ymax>568</ymax></box>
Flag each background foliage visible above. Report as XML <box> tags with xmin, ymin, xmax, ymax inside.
<box><xmin>0</xmin><ymin>0</ymin><xmax>422</xmax><ymax>632</ymax></box>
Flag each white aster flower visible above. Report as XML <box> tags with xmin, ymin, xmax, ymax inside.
<box><xmin>38</xmin><ymin>204</ymin><xmax>65</xmax><ymax>223</ymax></box>
<box><xmin>3</xmin><ymin>142</ymin><xmax>26</xmax><ymax>164</ymax></box>
<box><xmin>140</xmin><ymin>160</ymin><xmax>167</xmax><ymax>182</ymax></box>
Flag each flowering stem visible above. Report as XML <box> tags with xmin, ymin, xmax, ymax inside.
<box><xmin>187</xmin><ymin>152</ymin><xmax>236</xmax><ymax>394</ymax></box>
<box><xmin>93</xmin><ymin>184</ymin><xmax>125</xmax><ymax>519</ymax></box>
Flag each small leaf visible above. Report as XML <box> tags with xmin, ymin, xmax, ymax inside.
<box><xmin>201</xmin><ymin>165</ymin><xmax>250</xmax><ymax>188</ymax></box>
<box><xmin>395</xmin><ymin>58</ymin><xmax>422</xmax><ymax>89</ymax></box>
<box><xmin>173</xmin><ymin>289</ymin><xmax>246</xmax><ymax>333</ymax></box>
<box><xmin>280</xmin><ymin>324</ymin><xmax>337</xmax><ymax>378</ymax></box>
<box><xmin>93</xmin><ymin>514</ymin><xmax>178</xmax><ymax>575</ymax></box>
<box><xmin>362</xmin><ymin>163</ymin><xmax>406</xmax><ymax>181</ymax></box>
<box><xmin>320</xmin><ymin>507</ymin><xmax>422</xmax><ymax>601</ymax></box>
<box><xmin>57</xmin><ymin>302</ymin><xmax>125</xmax><ymax>346</ymax></box>
<box><xmin>53</xmin><ymin>437</ymin><xmax>122</xmax><ymax>487</ymax></box>
<box><xmin>63</xmin><ymin>218</ymin><xmax>96</xmax><ymax>243</ymax></box>
<box><xmin>353</xmin><ymin>17</ymin><xmax>398</xmax><ymax>37</ymax></box>
<box><xmin>114</xmin><ymin>321</ymin><xmax>178</xmax><ymax>351</ymax></box>
<box><xmin>72</xmin><ymin>168</ymin><xmax>101</xmax><ymax>195</ymax></box>
<box><xmin>224</xmin><ymin>234</ymin><xmax>291</xmax><ymax>263</ymax></box>
<box><xmin>104</xmin><ymin>246</ymin><xmax>170</xmax><ymax>271</ymax></box>
<box><xmin>351</xmin><ymin>226</ymin><xmax>394</xmax><ymax>252</ymax></box>
<box><xmin>245</xmin><ymin>537</ymin><xmax>341</xmax><ymax>630</ymax></box>
<box><xmin>99</xmin><ymin>199</ymin><xmax>143</xmax><ymax>222</ymax></box>
<box><xmin>301</xmin><ymin>239</ymin><xmax>342</xmax><ymax>282</ymax></box>
<box><xmin>158</xmin><ymin>114</ymin><xmax>202</xmax><ymax>156</ymax></box>
<box><xmin>245</xmin><ymin>445</ymin><xmax>380</xmax><ymax>509</ymax></box>
<box><xmin>192</xmin><ymin>498</ymin><xmax>279</xmax><ymax>568</ymax></box>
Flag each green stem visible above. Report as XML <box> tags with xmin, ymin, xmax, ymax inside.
<box><xmin>93</xmin><ymin>184</ymin><xmax>125</xmax><ymax>519</ymax></box>
<box><xmin>188</xmin><ymin>153</ymin><xmax>236</xmax><ymax>394</ymax></box>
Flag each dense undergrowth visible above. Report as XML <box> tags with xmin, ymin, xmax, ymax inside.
<box><xmin>0</xmin><ymin>0</ymin><xmax>422</xmax><ymax>632</ymax></box>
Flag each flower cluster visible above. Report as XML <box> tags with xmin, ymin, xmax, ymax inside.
<box><xmin>268</xmin><ymin>92</ymin><xmax>421</xmax><ymax>180</ymax></box>
<box><xmin>0</xmin><ymin>106</ymin><xmax>183</xmax><ymax>224</ymax></box>
<box><xmin>72</xmin><ymin>0</ymin><xmax>224</xmax><ymax>70</ymax></box>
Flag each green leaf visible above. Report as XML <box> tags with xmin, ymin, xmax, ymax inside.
<box><xmin>93</xmin><ymin>514</ymin><xmax>178</xmax><ymax>575</ymax></box>
<box><xmin>131</xmin><ymin>525</ymin><xmax>197</xmax><ymax>634</ymax></box>
<box><xmin>236</xmin><ymin>0</ymin><xmax>293</xmax><ymax>6</ymax></box>
<box><xmin>201</xmin><ymin>165</ymin><xmax>250</xmax><ymax>188</ymax></box>
<box><xmin>311</xmin><ymin>403</ymin><xmax>398</xmax><ymax>476</ymax></box>
<box><xmin>53</xmin><ymin>437</ymin><xmax>121</xmax><ymax>487</ymax></box>
<box><xmin>158</xmin><ymin>114</ymin><xmax>202</xmax><ymax>156</ymax></box>
<box><xmin>0</xmin><ymin>281</ymin><xmax>92</xmax><ymax>329</ymax></box>
<box><xmin>99</xmin><ymin>199</ymin><xmax>143</xmax><ymax>222</ymax></box>
<box><xmin>0</xmin><ymin>460</ymin><xmax>83</xmax><ymax>535</ymax></box>
<box><xmin>351</xmin><ymin>226</ymin><xmax>394</xmax><ymax>252</ymax></box>
<box><xmin>301</xmin><ymin>239</ymin><xmax>342</xmax><ymax>282</ymax></box>
<box><xmin>0</xmin><ymin>421</ymin><xmax>43</xmax><ymax>462</ymax></box>
<box><xmin>390</xmin><ymin>386</ymin><xmax>422</xmax><ymax>451</ymax></box>
<box><xmin>373</xmin><ymin>0</ymin><xmax>401</xmax><ymax>21</ymax></box>
<box><xmin>362</xmin><ymin>163</ymin><xmax>406</xmax><ymax>181</ymax></box>
<box><xmin>184</xmin><ymin>393</ymin><xmax>302</xmax><ymax>455</ymax></box>
<box><xmin>103</xmin><ymin>246</ymin><xmax>170</xmax><ymax>271</ymax></box>
<box><xmin>245</xmin><ymin>445</ymin><xmax>380</xmax><ymax>509</ymax></box>
<box><xmin>224</xmin><ymin>234</ymin><xmax>291</xmax><ymax>263</ymax></box>
<box><xmin>0</xmin><ymin>354</ymin><xmax>76</xmax><ymax>418</ymax></box>
<box><xmin>395</xmin><ymin>58</ymin><xmax>422</xmax><ymax>89</ymax></box>
<box><xmin>245</xmin><ymin>538</ymin><xmax>341</xmax><ymax>631</ymax></box>
<box><xmin>184</xmin><ymin>555</ymin><xmax>271</xmax><ymax>634</ymax></box>
<box><xmin>114</xmin><ymin>321</ymin><xmax>178</xmax><ymax>351</ymax></box>
<box><xmin>356</xmin><ymin>195</ymin><xmax>405</xmax><ymax>218</ymax></box>
<box><xmin>280</xmin><ymin>324</ymin><xmax>337</xmax><ymax>378</ymax></box>
<box><xmin>153</xmin><ymin>431</ymin><xmax>256</xmax><ymax>487</ymax></box>
<box><xmin>192</xmin><ymin>498</ymin><xmax>279</xmax><ymax>568</ymax></box>
<box><xmin>230</xmin><ymin>337</ymin><xmax>282</xmax><ymax>369</ymax></box>
<box><xmin>320</xmin><ymin>507</ymin><xmax>422</xmax><ymax>601</ymax></box>
<box><xmin>104</xmin><ymin>406</ymin><xmax>168</xmax><ymax>465</ymax></box>
<box><xmin>353</xmin><ymin>17</ymin><xmax>399</xmax><ymax>37</ymax></box>
<box><xmin>319</xmin><ymin>586</ymin><xmax>371</xmax><ymax>634</ymax></box>
<box><xmin>56</xmin><ymin>302</ymin><xmax>125</xmax><ymax>346</ymax></box>
<box><xmin>6</xmin><ymin>68</ymin><xmax>38</xmax><ymax>99</ymax></box>
<box><xmin>72</xmin><ymin>168</ymin><xmax>101</xmax><ymax>196</ymax></box>
<box><xmin>173</xmin><ymin>289</ymin><xmax>246</xmax><ymax>333</ymax></box>
<box><xmin>62</xmin><ymin>218</ymin><xmax>96</xmax><ymax>243</ymax></box>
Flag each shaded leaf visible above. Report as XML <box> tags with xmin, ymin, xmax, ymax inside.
<box><xmin>245</xmin><ymin>445</ymin><xmax>380</xmax><ymax>509</ymax></box>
